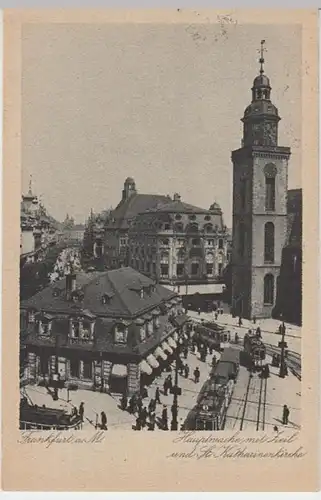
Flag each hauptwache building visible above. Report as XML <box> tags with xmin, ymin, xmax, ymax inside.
<box><xmin>20</xmin><ymin>266</ymin><xmax>190</xmax><ymax>395</ymax></box>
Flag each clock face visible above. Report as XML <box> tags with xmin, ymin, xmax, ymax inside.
<box><xmin>263</xmin><ymin>122</ymin><xmax>277</xmax><ymax>146</ymax></box>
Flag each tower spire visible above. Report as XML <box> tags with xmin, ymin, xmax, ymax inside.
<box><xmin>28</xmin><ymin>174</ymin><xmax>33</xmax><ymax>195</ymax></box>
<box><xmin>259</xmin><ymin>39</ymin><xmax>266</xmax><ymax>75</ymax></box>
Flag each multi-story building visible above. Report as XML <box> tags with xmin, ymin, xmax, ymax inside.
<box><xmin>128</xmin><ymin>193</ymin><xmax>229</xmax><ymax>290</ymax></box>
<box><xmin>273</xmin><ymin>188</ymin><xmax>302</xmax><ymax>325</ymax></box>
<box><xmin>20</xmin><ymin>266</ymin><xmax>189</xmax><ymax>396</ymax></box>
<box><xmin>103</xmin><ymin>178</ymin><xmax>171</xmax><ymax>268</ymax></box>
<box><xmin>231</xmin><ymin>42</ymin><xmax>292</xmax><ymax>319</ymax></box>
<box><xmin>20</xmin><ymin>181</ymin><xmax>58</xmax><ymax>265</ymax></box>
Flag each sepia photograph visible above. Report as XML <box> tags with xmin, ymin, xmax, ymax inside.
<box><xmin>18</xmin><ymin>20</ymin><xmax>302</xmax><ymax>433</ymax></box>
<box><xmin>2</xmin><ymin>7</ymin><xmax>319</xmax><ymax>493</ymax></box>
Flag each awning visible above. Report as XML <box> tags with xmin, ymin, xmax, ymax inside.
<box><xmin>154</xmin><ymin>347</ymin><xmax>167</xmax><ymax>360</ymax></box>
<box><xmin>111</xmin><ymin>364</ymin><xmax>128</xmax><ymax>377</ymax></box>
<box><xmin>143</xmin><ymin>314</ymin><xmax>153</xmax><ymax>321</ymax></box>
<box><xmin>163</xmin><ymin>284</ymin><xmax>224</xmax><ymax>296</ymax></box>
<box><xmin>172</xmin><ymin>314</ymin><xmax>189</xmax><ymax>327</ymax></box>
<box><xmin>162</xmin><ymin>341</ymin><xmax>173</xmax><ymax>354</ymax></box>
<box><xmin>167</xmin><ymin>337</ymin><xmax>177</xmax><ymax>349</ymax></box>
<box><xmin>139</xmin><ymin>360</ymin><xmax>153</xmax><ymax>376</ymax></box>
<box><xmin>147</xmin><ymin>354</ymin><xmax>159</xmax><ymax>369</ymax></box>
<box><xmin>151</xmin><ymin>308</ymin><xmax>161</xmax><ymax>316</ymax></box>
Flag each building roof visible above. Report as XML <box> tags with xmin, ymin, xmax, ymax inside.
<box><xmin>21</xmin><ymin>267</ymin><xmax>176</xmax><ymax>318</ymax></box>
<box><xmin>144</xmin><ymin>199</ymin><xmax>211</xmax><ymax>214</ymax></box>
<box><xmin>286</xmin><ymin>189</ymin><xmax>302</xmax><ymax>248</ymax></box>
<box><xmin>108</xmin><ymin>194</ymin><xmax>171</xmax><ymax>230</ymax></box>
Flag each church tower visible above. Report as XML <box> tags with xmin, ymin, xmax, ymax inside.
<box><xmin>231</xmin><ymin>41</ymin><xmax>291</xmax><ymax>319</ymax></box>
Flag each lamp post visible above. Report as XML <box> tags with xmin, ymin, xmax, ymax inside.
<box><xmin>170</xmin><ymin>337</ymin><xmax>182</xmax><ymax>431</ymax></box>
<box><xmin>278</xmin><ymin>321</ymin><xmax>288</xmax><ymax>378</ymax></box>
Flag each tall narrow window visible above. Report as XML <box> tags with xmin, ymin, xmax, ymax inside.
<box><xmin>239</xmin><ymin>223</ymin><xmax>245</xmax><ymax>257</ymax></box>
<box><xmin>264</xmin><ymin>222</ymin><xmax>275</xmax><ymax>263</ymax></box>
<box><xmin>264</xmin><ymin>274</ymin><xmax>274</xmax><ymax>305</ymax></box>
<box><xmin>240</xmin><ymin>179</ymin><xmax>246</xmax><ymax>210</ymax></box>
<box><xmin>265</xmin><ymin>177</ymin><xmax>275</xmax><ymax>211</ymax></box>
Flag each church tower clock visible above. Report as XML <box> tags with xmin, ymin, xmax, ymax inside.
<box><xmin>231</xmin><ymin>41</ymin><xmax>291</xmax><ymax>319</ymax></box>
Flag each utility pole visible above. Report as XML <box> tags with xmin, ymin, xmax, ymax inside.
<box><xmin>170</xmin><ymin>340</ymin><xmax>182</xmax><ymax>430</ymax></box>
<box><xmin>278</xmin><ymin>321</ymin><xmax>288</xmax><ymax>378</ymax></box>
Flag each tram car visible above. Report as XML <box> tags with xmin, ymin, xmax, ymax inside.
<box><xmin>216</xmin><ymin>347</ymin><xmax>240</xmax><ymax>380</ymax></box>
<box><xmin>193</xmin><ymin>321</ymin><xmax>229</xmax><ymax>352</ymax></box>
<box><xmin>243</xmin><ymin>333</ymin><xmax>266</xmax><ymax>370</ymax></box>
<box><xmin>19</xmin><ymin>397</ymin><xmax>82</xmax><ymax>430</ymax></box>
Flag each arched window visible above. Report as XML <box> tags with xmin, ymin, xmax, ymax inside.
<box><xmin>174</xmin><ymin>222</ymin><xmax>184</xmax><ymax>233</ymax></box>
<box><xmin>239</xmin><ymin>223</ymin><xmax>245</xmax><ymax>256</ymax></box>
<box><xmin>264</xmin><ymin>163</ymin><xmax>277</xmax><ymax>211</ymax></box>
<box><xmin>187</xmin><ymin>223</ymin><xmax>199</xmax><ymax>233</ymax></box>
<box><xmin>264</xmin><ymin>274</ymin><xmax>274</xmax><ymax>305</ymax></box>
<box><xmin>218</xmin><ymin>238</ymin><xmax>224</xmax><ymax>250</ymax></box>
<box><xmin>264</xmin><ymin>222</ymin><xmax>275</xmax><ymax>263</ymax></box>
<box><xmin>204</xmin><ymin>223</ymin><xmax>213</xmax><ymax>233</ymax></box>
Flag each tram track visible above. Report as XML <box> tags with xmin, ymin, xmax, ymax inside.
<box><xmin>256</xmin><ymin>375</ymin><xmax>267</xmax><ymax>431</ymax></box>
<box><xmin>239</xmin><ymin>372</ymin><xmax>253</xmax><ymax>431</ymax></box>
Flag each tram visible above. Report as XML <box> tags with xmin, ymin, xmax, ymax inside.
<box><xmin>243</xmin><ymin>333</ymin><xmax>266</xmax><ymax>370</ymax></box>
<box><xmin>19</xmin><ymin>398</ymin><xmax>82</xmax><ymax>430</ymax></box>
<box><xmin>217</xmin><ymin>347</ymin><xmax>240</xmax><ymax>379</ymax></box>
<box><xmin>193</xmin><ymin>321</ymin><xmax>229</xmax><ymax>351</ymax></box>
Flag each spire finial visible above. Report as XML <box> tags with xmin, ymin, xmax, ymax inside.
<box><xmin>28</xmin><ymin>174</ymin><xmax>33</xmax><ymax>195</ymax></box>
<box><xmin>259</xmin><ymin>39</ymin><xmax>266</xmax><ymax>75</ymax></box>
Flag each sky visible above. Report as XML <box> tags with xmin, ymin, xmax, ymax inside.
<box><xmin>21</xmin><ymin>22</ymin><xmax>302</xmax><ymax>226</ymax></box>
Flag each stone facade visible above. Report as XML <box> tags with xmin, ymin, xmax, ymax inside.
<box><xmin>128</xmin><ymin>195</ymin><xmax>228</xmax><ymax>287</ymax></box>
<box><xmin>231</xmin><ymin>58</ymin><xmax>291</xmax><ymax>319</ymax></box>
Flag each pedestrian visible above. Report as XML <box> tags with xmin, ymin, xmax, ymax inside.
<box><xmin>171</xmin><ymin>404</ymin><xmax>178</xmax><ymax>421</ymax></box>
<box><xmin>183</xmin><ymin>347</ymin><xmax>188</xmax><ymax>360</ymax></box>
<box><xmin>209</xmin><ymin>345</ymin><xmax>213</xmax><ymax>355</ymax></box>
<box><xmin>128</xmin><ymin>395</ymin><xmax>135</xmax><ymax>413</ymax></box>
<box><xmin>148</xmin><ymin>412</ymin><xmax>156</xmax><ymax>431</ymax></box>
<box><xmin>256</xmin><ymin>326</ymin><xmax>261</xmax><ymax>338</ymax></box>
<box><xmin>212</xmin><ymin>355</ymin><xmax>217</xmax><ymax>368</ymax></box>
<box><xmin>162</xmin><ymin>405</ymin><xmax>168</xmax><ymax>430</ymax></box>
<box><xmin>148</xmin><ymin>398</ymin><xmax>155</xmax><ymax>416</ymax></box>
<box><xmin>121</xmin><ymin>393</ymin><xmax>128</xmax><ymax>411</ymax></box>
<box><xmin>253</xmin><ymin>315</ymin><xmax>256</xmax><ymax>324</ymax></box>
<box><xmin>142</xmin><ymin>385</ymin><xmax>148</xmax><ymax>399</ymax></box>
<box><xmin>227</xmin><ymin>331</ymin><xmax>231</xmax><ymax>342</ymax></box>
<box><xmin>279</xmin><ymin>324</ymin><xmax>282</xmax><ymax>335</ymax></box>
<box><xmin>215</xmin><ymin>312</ymin><xmax>218</xmax><ymax>320</ymax></box>
<box><xmin>265</xmin><ymin>364</ymin><xmax>270</xmax><ymax>378</ymax></box>
<box><xmin>140</xmin><ymin>407</ymin><xmax>148</xmax><ymax>427</ymax></box>
<box><xmin>238</xmin><ymin>316</ymin><xmax>243</xmax><ymax>327</ymax></box>
<box><xmin>79</xmin><ymin>402</ymin><xmax>84</xmax><ymax>423</ymax></box>
<box><xmin>194</xmin><ymin>367</ymin><xmax>200</xmax><ymax>383</ymax></box>
<box><xmin>155</xmin><ymin>387</ymin><xmax>161</xmax><ymax>404</ymax></box>
<box><xmin>235</xmin><ymin>332</ymin><xmax>239</xmax><ymax>344</ymax></box>
<box><xmin>167</xmin><ymin>375</ymin><xmax>173</xmax><ymax>391</ymax></box>
<box><xmin>184</xmin><ymin>363</ymin><xmax>190</xmax><ymax>379</ymax></box>
<box><xmin>136</xmin><ymin>416</ymin><xmax>142</xmax><ymax>430</ymax></box>
<box><xmin>137</xmin><ymin>395</ymin><xmax>143</xmax><ymax>413</ymax></box>
<box><xmin>282</xmin><ymin>405</ymin><xmax>290</xmax><ymax>425</ymax></box>
<box><xmin>100</xmin><ymin>411</ymin><xmax>107</xmax><ymax>430</ymax></box>
<box><xmin>163</xmin><ymin>379</ymin><xmax>168</xmax><ymax>396</ymax></box>
<box><xmin>273</xmin><ymin>425</ymin><xmax>279</xmax><ymax>432</ymax></box>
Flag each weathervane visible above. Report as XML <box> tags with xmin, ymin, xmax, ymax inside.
<box><xmin>257</xmin><ymin>39</ymin><xmax>267</xmax><ymax>75</ymax></box>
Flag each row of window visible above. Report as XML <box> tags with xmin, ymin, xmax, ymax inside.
<box><xmin>160</xmin><ymin>262</ymin><xmax>224</xmax><ymax>278</ymax></box>
<box><xmin>238</xmin><ymin>221</ymin><xmax>275</xmax><ymax>263</ymax></box>
<box><xmin>174</xmin><ymin>214</ymin><xmax>212</xmax><ymax>221</ymax></box>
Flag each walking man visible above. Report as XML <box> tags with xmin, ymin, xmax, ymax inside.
<box><xmin>194</xmin><ymin>367</ymin><xmax>200</xmax><ymax>384</ymax></box>
<box><xmin>238</xmin><ymin>316</ymin><xmax>243</xmax><ymax>327</ymax></box>
<box><xmin>162</xmin><ymin>405</ymin><xmax>168</xmax><ymax>430</ymax></box>
<box><xmin>184</xmin><ymin>363</ymin><xmax>190</xmax><ymax>379</ymax></box>
<box><xmin>100</xmin><ymin>411</ymin><xmax>108</xmax><ymax>430</ymax></box>
<box><xmin>79</xmin><ymin>402</ymin><xmax>84</xmax><ymax>423</ymax></box>
<box><xmin>155</xmin><ymin>387</ymin><xmax>161</xmax><ymax>404</ymax></box>
<box><xmin>282</xmin><ymin>405</ymin><xmax>290</xmax><ymax>425</ymax></box>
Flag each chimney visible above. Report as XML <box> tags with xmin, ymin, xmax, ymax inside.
<box><xmin>173</xmin><ymin>193</ymin><xmax>181</xmax><ymax>202</ymax></box>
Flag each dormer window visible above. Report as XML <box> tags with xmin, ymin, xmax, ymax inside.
<box><xmin>28</xmin><ymin>310</ymin><xmax>36</xmax><ymax>324</ymax></box>
<box><xmin>102</xmin><ymin>292</ymin><xmax>114</xmax><ymax>304</ymax></box>
<box><xmin>114</xmin><ymin>323</ymin><xmax>128</xmax><ymax>344</ymax></box>
<box><xmin>37</xmin><ymin>313</ymin><xmax>54</xmax><ymax>336</ymax></box>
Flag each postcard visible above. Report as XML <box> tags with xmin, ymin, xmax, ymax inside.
<box><xmin>2</xmin><ymin>8</ymin><xmax>319</xmax><ymax>492</ymax></box>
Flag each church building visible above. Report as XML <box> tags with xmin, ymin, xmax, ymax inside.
<box><xmin>231</xmin><ymin>41</ymin><xmax>291</xmax><ymax>319</ymax></box>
